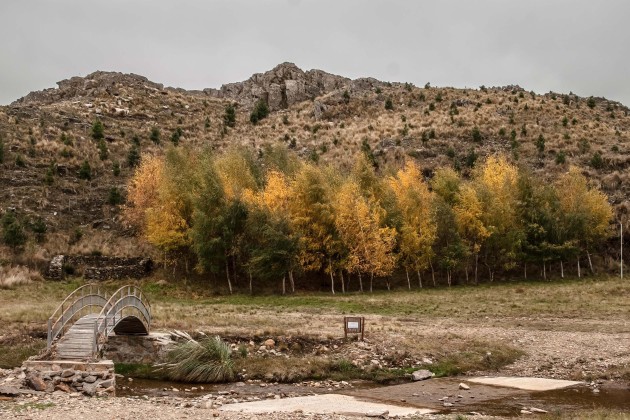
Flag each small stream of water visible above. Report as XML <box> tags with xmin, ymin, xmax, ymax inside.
<box><xmin>118</xmin><ymin>378</ymin><xmax>630</xmax><ymax>416</ymax></box>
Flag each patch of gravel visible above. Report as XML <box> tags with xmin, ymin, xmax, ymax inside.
<box><xmin>438</xmin><ymin>317</ymin><xmax>630</xmax><ymax>380</ymax></box>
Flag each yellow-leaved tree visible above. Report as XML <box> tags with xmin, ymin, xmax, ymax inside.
<box><xmin>247</xmin><ymin>169</ymin><xmax>298</xmax><ymax>293</ymax></box>
<box><xmin>145</xmin><ymin>195</ymin><xmax>191</xmax><ymax>265</ymax></box>
<box><xmin>454</xmin><ymin>184</ymin><xmax>489</xmax><ymax>284</ymax></box>
<box><xmin>388</xmin><ymin>161</ymin><xmax>436</xmax><ymax>289</ymax></box>
<box><xmin>214</xmin><ymin>147</ymin><xmax>260</xmax><ymax>201</ymax></box>
<box><xmin>254</xmin><ymin>170</ymin><xmax>291</xmax><ymax>214</ymax></box>
<box><xmin>127</xmin><ymin>150</ymin><xmax>197</xmax><ymax>271</ymax></box>
<box><xmin>472</xmin><ymin>155</ymin><xmax>521</xmax><ymax>281</ymax></box>
<box><xmin>125</xmin><ymin>155</ymin><xmax>164</xmax><ymax>230</ymax></box>
<box><xmin>289</xmin><ymin>164</ymin><xmax>344</xmax><ymax>293</ymax></box>
<box><xmin>555</xmin><ymin>166</ymin><xmax>612</xmax><ymax>276</ymax></box>
<box><xmin>214</xmin><ymin>147</ymin><xmax>260</xmax><ymax>287</ymax></box>
<box><xmin>334</xmin><ymin>180</ymin><xmax>397</xmax><ymax>292</ymax></box>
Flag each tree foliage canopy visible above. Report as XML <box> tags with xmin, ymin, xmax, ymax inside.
<box><xmin>126</xmin><ymin>147</ymin><xmax>614</xmax><ymax>292</ymax></box>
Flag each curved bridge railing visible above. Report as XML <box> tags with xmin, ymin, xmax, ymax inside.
<box><xmin>47</xmin><ymin>284</ymin><xmax>108</xmax><ymax>349</ymax></box>
<box><xmin>93</xmin><ymin>285</ymin><xmax>152</xmax><ymax>356</ymax></box>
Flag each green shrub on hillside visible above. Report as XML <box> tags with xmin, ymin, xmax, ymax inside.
<box><xmin>555</xmin><ymin>151</ymin><xmax>566</xmax><ymax>164</ymax></box>
<box><xmin>471</xmin><ymin>127</ymin><xmax>482</xmax><ymax>143</ymax></box>
<box><xmin>30</xmin><ymin>217</ymin><xmax>47</xmax><ymax>242</ymax></box>
<box><xmin>224</xmin><ymin>104</ymin><xmax>236</xmax><ymax>128</ymax></box>
<box><xmin>91</xmin><ymin>119</ymin><xmax>104</xmax><ymax>140</ymax></box>
<box><xmin>1</xmin><ymin>212</ymin><xmax>26</xmax><ymax>249</ymax></box>
<box><xmin>150</xmin><ymin>127</ymin><xmax>160</xmax><ymax>144</ymax></box>
<box><xmin>112</xmin><ymin>161</ymin><xmax>121</xmax><ymax>177</ymax></box>
<box><xmin>250</xmin><ymin>100</ymin><xmax>269</xmax><ymax>125</ymax></box>
<box><xmin>98</xmin><ymin>139</ymin><xmax>108</xmax><ymax>160</ymax></box>
<box><xmin>107</xmin><ymin>187</ymin><xmax>124</xmax><ymax>205</ymax></box>
<box><xmin>78</xmin><ymin>160</ymin><xmax>92</xmax><ymax>180</ymax></box>
<box><xmin>536</xmin><ymin>135</ymin><xmax>545</xmax><ymax>153</ymax></box>
<box><xmin>127</xmin><ymin>146</ymin><xmax>140</xmax><ymax>168</ymax></box>
<box><xmin>15</xmin><ymin>155</ymin><xmax>25</xmax><ymax>167</ymax></box>
<box><xmin>171</xmin><ymin>127</ymin><xmax>183</xmax><ymax>145</ymax></box>
<box><xmin>591</xmin><ymin>151</ymin><xmax>604</xmax><ymax>169</ymax></box>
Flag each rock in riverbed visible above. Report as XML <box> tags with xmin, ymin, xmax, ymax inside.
<box><xmin>411</xmin><ymin>369</ymin><xmax>434</xmax><ymax>381</ymax></box>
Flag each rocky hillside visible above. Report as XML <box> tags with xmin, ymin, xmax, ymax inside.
<box><xmin>1</xmin><ymin>62</ymin><xmax>628</xmax><ymax>263</ymax></box>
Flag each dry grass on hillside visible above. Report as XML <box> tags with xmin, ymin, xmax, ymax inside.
<box><xmin>0</xmin><ymin>265</ymin><xmax>42</xmax><ymax>289</ymax></box>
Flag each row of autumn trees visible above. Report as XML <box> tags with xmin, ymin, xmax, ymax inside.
<box><xmin>126</xmin><ymin>145</ymin><xmax>613</xmax><ymax>294</ymax></box>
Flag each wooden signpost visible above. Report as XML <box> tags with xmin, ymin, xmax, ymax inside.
<box><xmin>344</xmin><ymin>316</ymin><xmax>365</xmax><ymax>341</ymax></box>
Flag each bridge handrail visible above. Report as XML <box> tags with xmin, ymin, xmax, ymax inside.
<box><xmin>93</xmin><ymin>285</ymin><xmax>152</xmax><ymax>355</ymax></box>
<box><xmin>47</xmin><ymin>283</ymin><xmax>108</xmax><ymax>349</ymax></box>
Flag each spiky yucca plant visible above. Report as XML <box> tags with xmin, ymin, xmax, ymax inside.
<box><xmin>164</xmin><ymin>336</ymin><xmax>234</xmax><ymax>383</ymax></box>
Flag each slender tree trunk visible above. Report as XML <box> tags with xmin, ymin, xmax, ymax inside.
<box><xmin>164</xmin><ymin>251</ymin><xmax>167</xmax><ymax>270</ymax></box>
<box><xmin>282</xmin><ymin>275</ymin><xmax>286</xmax><ymax>295</ymax></box>
<box><xmin>386</xmin><ymin>278</ymin><xmax>391</xmax><ymax>291</ymax></box>
<box><xmin>358</xmin><ymin>272</ymin><xmax>363</xmax><ymax>293</ymax></box>
<box><xmin>560</xmin><ymin>261</ymin><xmax>564</xmax><ymax>278</ymax></box>
<box><xmin>488</xmin><ymin>266</ymin><xmax>494</xmax><ymax>282</ymax></box>
<box><xmin>232</xmin><ymin>256</ymin><xmax>238</xmax><ymax>286</ymax></box>
<box><xmin>577</xmin><ymin>256</ymin><xmax>581</xmax><ymax>278</ymax></box>
<box><xmin>543</xmin><ymin>261</ymin><xmax>546</xmax><ymax>281</ymax></box>
<box><xmin>370</xmin><ymin>272</ymin><xmax>374</xmax><ymax>293</ymax></box>
<box><xmin>185</xmin><ymin>256</ymin><xmax>189</xmax><ymax>274</ymax></box>
<box><xmin>474</xmin><ymin>253</ymin><xmax>479</xmax><ymax>285</ymax></box>
<box><xmin>587</xmin><ymin>250</ymin><xmax>594</xmax><ymax>274</ymax></box>
<box><xmin>249</xmin><ymin>271</ymin><xmax>253</xmax><ymax>295</ymax></box>
<box><xmin>329</xmin><ymin>259</ymin><xmax>335</xmax><ymax>295</ymax></box>
<box><xmin>405</xmin><ymin>267</ymin><xmax>411</xmax><ymax>290</ymax></box>
<box><xmin>430</xmin><ymin>261</ymin><xmax>436</xmax><ymax>287</ymax></box>
<box><xmin>447</xmin><ymin>270</ymin><xmax>451</xmax><ymax>287</ymax></box>
<box><xmin>289</xmin><ymin>270</ymin><xmax>295</xmax><ymax>293</ymax></box>
<box><xmin>417</xmin><ymin>270</ymin><xmax>422</xmax><ymax>288</ymax></box>
<box><xmin>465</xmin><ymin>266</ymin><xmax>469</xmax><ymax>284</ymax></box>
<box><xmin>340</xmin><ymin>270</ymin><xmax>345</xmax><ymax>293</ymax></box>
<box><xmin>524</xmin><ymin>263</ymin><xmax>527</xmax><ymax>280</ymax></box>
<box><xmin>225</xmin><ymin>258</ymin><xmax>233</xmax><ymax>294</ymax></box>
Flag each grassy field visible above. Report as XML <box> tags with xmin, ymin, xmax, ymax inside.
<box><xmin>0</xmin><ymin>274</ymin><xmax>626</xmax><ymax>336</ymax></box>
<box><xmin>1</xmin><ymin>274</ymin><xmax>628</xmax><ymax>334</ymax></box>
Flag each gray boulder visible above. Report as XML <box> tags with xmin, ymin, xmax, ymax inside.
<box><xmin>411</xmin><ymin>369</ymin><xmax>434</xmax><ymax>381</ymax></box>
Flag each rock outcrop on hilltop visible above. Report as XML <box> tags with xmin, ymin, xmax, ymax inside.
<box><xmin>204</xmin><ymin>62</ymin><xmax>351</xmax><ymax>111</ymax></box>
<box><xmin>12</xmin><ymin>71</ymin><xmax>167</xmax><ymax>106</ymax></box>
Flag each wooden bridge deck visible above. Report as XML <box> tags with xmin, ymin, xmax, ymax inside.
<box><xmin>48</xmin><ymin>284</ymin><xmax>151</xmax><ymax>361</ymax></box>
<box><xmin>55</xmin><ymin>314</ymin><xmax>98</xmax><ymax>360</ymax></box>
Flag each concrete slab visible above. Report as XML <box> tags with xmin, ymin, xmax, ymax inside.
<box><xmin>220</xmin><ymin>394</ymin><xmax>435</xmax><ymax>416</ymax></box>
<box><xmin>467</xmin><ymin>376</ymin><xmax>583</xmax><ymax>391</ymax></box>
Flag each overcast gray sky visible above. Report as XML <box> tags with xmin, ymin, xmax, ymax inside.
<box><xmin>1</xmin><ymin>0</ymin><xmax>629</xmax><ymax>105</ymax></box>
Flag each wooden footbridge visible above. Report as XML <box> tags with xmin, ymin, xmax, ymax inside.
<box><xmin>47</xmin><ymin>284</ymin><xmax>151</xmax><ymax>360</ymax></box>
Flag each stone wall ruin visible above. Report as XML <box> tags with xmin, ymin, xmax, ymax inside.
<box><xmin>47</xmin><ymin>255</ymin><xmax>153</xmax><ymax>280</ymax></box>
